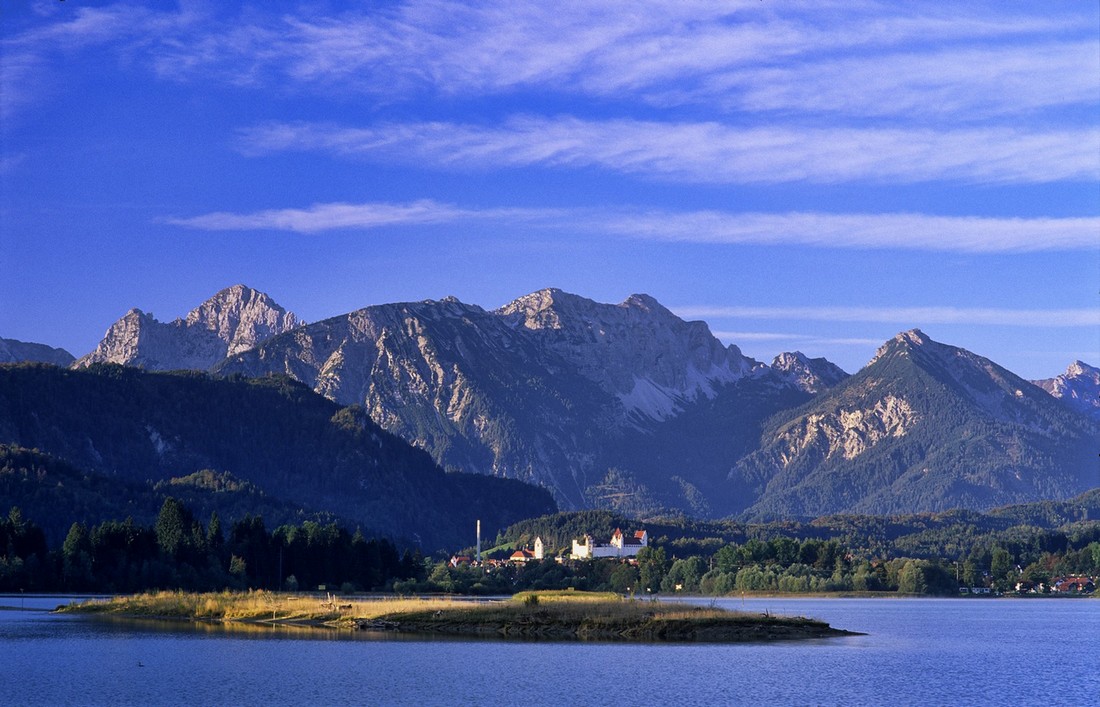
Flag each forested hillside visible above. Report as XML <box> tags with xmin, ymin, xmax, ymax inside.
<box><xmin>0</xmin><ymin>364</ymin><xmax>554</xmax><ymax>550</ymax></box>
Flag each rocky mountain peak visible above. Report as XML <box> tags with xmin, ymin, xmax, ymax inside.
<box><xmin>888</xmin><ymin>328</ymin><xmax>934</xmax><ymax>351</ymax></box>
<box><xmin>621</xmin><ymin>293</ymin><xmax>669</xmax><ymax>315</ymax></box>
<box><xmin>1033</xmin><ymin>360</ymin><xmax>1100</xmax><ymax>421</ymax></box>
<box><xmin>498</xmin><ymin>289</ymin><xmax>757</xmax><ymax>421</ymax></box>
<box><xmin>75</xmin><ymin>286</ymin><xmax>300</xmax><ymax>371</ymax></box>
<box><xmin>868</xmin><ymin>328</ymin><xmax>936</xmax><ymax>365</ymax></box>
<box><xmin>496</xmin><ymin>288</ymin><xmax>594</xmax><ymax>331</ymax></box>
<box><xmin>1066</xmin><ymin>360</ymin><xmax>1095</xmax><ymax>378</ymax></box>
<box><xmin>185</xmin><ymin>284</ymin><xmax>301</xmax><ymax>357</ymax></box>
<box><xmin>771</xmin><ymin>351</ymin><xmax>849</xmax><ymax>393</ymax></box>
<box><xmin>732</xmin><ymin>332</ymin><xmax>1099</xmax><ymax>519</ymax></box>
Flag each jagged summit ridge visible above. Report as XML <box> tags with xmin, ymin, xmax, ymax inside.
<box><xmin>497</xmin><ymin>288</ymin><xmax>760</xmax><ymax>420</ymax></box>
<box><xmin>731</xmin><ymin>329</ymin><xmax>1098</xmax><ymax>519</ymax></box>
<box><xmin>78</xmin><ymin>284</ymin><xmax>847</xmax><ymax>513</ymax></box>
<box><xmin>771</xmin><ymin>351</ymin><xmax>849</xmax><ymax>394</ymax></box>
<box><xmin>868</xmin><ymin>328</ymin><xmax>933</xmax><ymax>364</ymax></box>
<box><xmin>75</xmin><ymin>285</ymin><xmax>300</xmax><ymax>371</ymax></box>
<box><xmin>1033</xmin><ymin>360</ymin><xmax>1100</xmax><ymax>421</ymax></box>
<box><xmin>185</xmin><ymin>284</ymin><xmax>301</xmax><ymax>357</ymax></box>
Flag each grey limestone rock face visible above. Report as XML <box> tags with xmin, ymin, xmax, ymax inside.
<box><xmin>75</xmin><ymin>285</ymin><xmax>300</xmax><ymax>371</ymax></box>
<box><xmin>1033</xmin><ymin>361</ymin><xmax>1100</xmax><ymax>422</ymax></box>
<box><xmin>770</xmin><ymin>351</ymin><xmax>849</xmax><ymax>394</ymax></box>
<box><xmin>217</xmin><ymin>289</ymin><xmax>840</xmax><ymax>511</ymax></box>
<box><xmin>496</xmin><ymin>288</ymin><xmax>761</xmax><ymax>421</ymax></box>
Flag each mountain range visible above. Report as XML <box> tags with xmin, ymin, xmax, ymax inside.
<box><xmin>2</xmin><ymin>285</ymin><xmax>1096</xmax><ymax>523</ymax></box>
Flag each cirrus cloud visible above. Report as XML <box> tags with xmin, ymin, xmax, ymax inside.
<box><xmin>166</xmin><ymin>199</ymin><xmax>1100</xmax><ymax>254</ymax></box>
<box><xmin>237</xmin><ymin>118</ymin><xmax>1100</xmax><ymax>185</ymax></box>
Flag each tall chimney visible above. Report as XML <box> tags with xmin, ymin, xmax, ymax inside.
<box><xmin>476</xmin><ymin>519</ymin><xmax>481</xmax><ymax>563</ymax></box>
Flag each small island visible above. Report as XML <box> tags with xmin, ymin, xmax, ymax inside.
<box><xmin>60</xmin><ymin>590</ymin><xmax>860</xmax><ymax>642</ymax></box>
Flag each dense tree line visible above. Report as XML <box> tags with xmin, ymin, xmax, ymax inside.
<box><xmin>0</xmin><ymin>499</ymin><xmax>425</xmax><ymax>593</ymax></box>
<box><xmin>412</xmin><ymin>529</ymin><xmax>1100</xmax><ymax>597</ymax></box>
<box><xmin>477</xmin><ymin>509</ymin><xmax>1100</xmax><ymax>597</ymax></box>
<box><xmin>498</xmin><ymin>491</ymin><xmax>1100</xmax><ymax>570</ymax></box>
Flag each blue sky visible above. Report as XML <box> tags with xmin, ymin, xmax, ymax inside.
<box><xmin>1</xmin><ymin>0</ymin><xmax>1097</xmax><ymax>378</ymax></box>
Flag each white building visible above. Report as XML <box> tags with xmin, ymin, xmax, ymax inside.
<box><xmin>571</xmin><ymin>529</ymin><xmax>648</xmax><ymax>559</ymax></box>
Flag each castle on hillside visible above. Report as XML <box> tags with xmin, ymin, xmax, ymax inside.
<box><xmin>571</xmin><ymin>529</ymin><xmax>648</xmax><ymax>559</ymax></box>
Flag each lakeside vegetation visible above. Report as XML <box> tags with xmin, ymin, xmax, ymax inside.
<box><xmin>61</xmin><ymin>590</ymin><xmax>858</xmax><ymax>642</ymax></box>
<box><xmin>482</xmin><ymin>500</ymin><xmax>1100</xmax><ymax>596</ymax></box>
<box><xmin>0</xmin><ymin>499</ymin><xmax>426</xmax><ymax>594</ymax></box>
<box><xmin>2</xmin><ymin>491</ymin><xmax>1097</xmax><ymax>597</ymax></box>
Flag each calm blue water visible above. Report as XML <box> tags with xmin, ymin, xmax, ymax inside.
<box><xmin>0</xmin><ymin>595</ymin><xmax>1096</xmax><ymax>705</ymax></box>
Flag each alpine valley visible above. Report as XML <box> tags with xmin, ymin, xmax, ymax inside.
<box><xmin>1</xmin><ymin>285</ymin><xmax>1096</xmax><ymax>539</ymax></box>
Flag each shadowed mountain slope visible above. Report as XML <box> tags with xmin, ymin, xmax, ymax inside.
<box><xmin>0</xmin><ymin>364</ymin><xmax>554</xmax><ymax>549</ymax></box>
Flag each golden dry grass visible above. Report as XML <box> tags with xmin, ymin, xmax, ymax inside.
<box><xmin>63</xmin><ymin>590</ymin><xmax>813</xmax><ymax>631</ymax></box>
<box><xmin>61</xmin><ymin>590</ymin><xmax>845</xmax><ymax>641</ymax></box>
<box><xmin>64</xmin><ymin>590</ymin><xmax>509</xmax><ymax>623</ymax></box>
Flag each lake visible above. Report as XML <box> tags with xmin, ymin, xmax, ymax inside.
<box><xmin>1</xmin><ymin>595</ymin><xmax>1096</xmax><ymax>705</ymax></box>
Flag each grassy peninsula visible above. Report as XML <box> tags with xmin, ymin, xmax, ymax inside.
<box><xmin>60</xmin><ymin>590</ymin><xmax>858</xmax><ymax>642</ymax></box>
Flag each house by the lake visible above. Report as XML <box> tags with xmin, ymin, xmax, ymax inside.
<box><xmin>509</xmin><ymin>537</ymin><xmax>546</xmax><ymax>564</ymax></box>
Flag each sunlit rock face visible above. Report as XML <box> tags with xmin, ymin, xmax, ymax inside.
<box><xmin>218</xmin><ymin>289</ymin><xmax>803</xmax><ymax>510</ymax></box>
<box><xmin>1033</xmin><ymin>361</ymin><xmax>1100</xmax><ymax>422</ymax></box>
<box><xmin>75</xmin><ymin>285</ymin><xmax>300</xmax><ymax>371</ymax></box>
<box><xmin>771</xmin><ymin>351</ymin><xmax>849</xmax><ymax>394</ymax></box>
<box><xmin>496</xmin><ymin>288</ymin><xmax>762</xmax><ymax>423</ymax></box>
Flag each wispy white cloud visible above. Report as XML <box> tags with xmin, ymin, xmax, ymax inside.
<box><xmin>687</xmin><ymin>41</ymin><xmax>1100</xmax><ymax>118</ymax></box>
<box><xmin>237</xmin><ymin>118</ymin><xmax>1100</xmax><ymax>185</ymax></box>
<box><xmin>164</xmin><ymin>199</ymin><xmax>563</xmax><ymax>233</ymax></box>
<box><xmin>712</xmin><ymin>331</ymin><xmax>804</xmax><ymax>342</ymax></box>
<box><xmin>592</xmin><ymin>211</ymin><xmax>1100</xmax><ymax>253</ymax></box>
<box><xmin>0</xmin><ymin>5</ymin><xmax>197</xmax><ymax>123</ymax></box>
<box><xmin>6</xmin><ymin>2</ymin><xmax>1094</xmax><ymax>125</ymax></box>
<box><xmin>167</xmin><ymin>199</ymin><xmax>1099</xmax><ymax>254</ymax></box>
<box><xmin>677</xmin><ymin>305</ymin><xmax>1100</xmax><ymax>328</ymax></box>
<box><xmin>134</xmin><ymin>3</ymin><xmax>1098</xmax><ymax>118</ymax></box>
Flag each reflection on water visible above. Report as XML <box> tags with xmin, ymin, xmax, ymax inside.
<box><xmin>2</xmin><ymin>597</ymin><xmax>1097</xmax><ymax>706</ymax></box>
<box><xmin>0</xmin><ymin>594</ymin><xmax>111</xmax><ymax>612</ymax></box>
